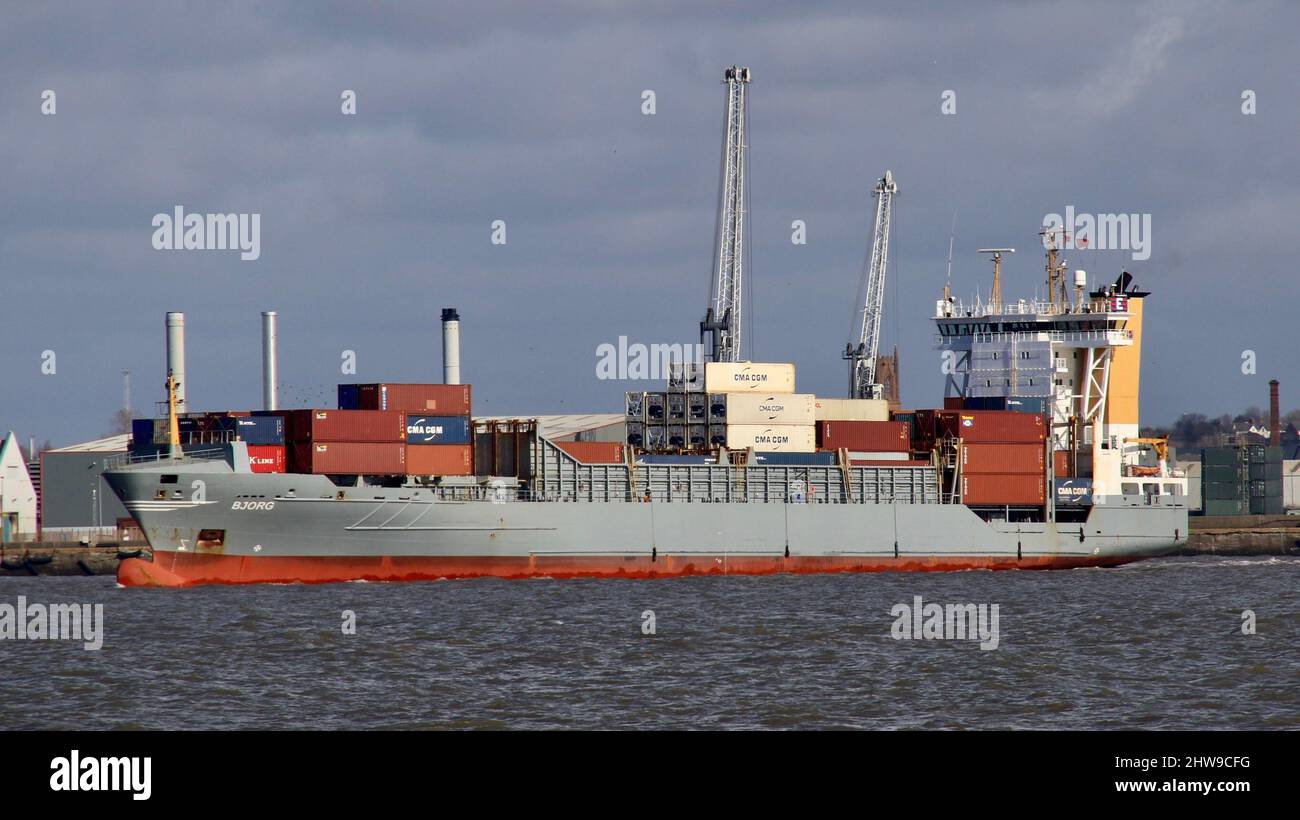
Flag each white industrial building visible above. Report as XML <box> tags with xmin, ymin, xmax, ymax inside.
<box><xmin>0</xmin><ymin>431</ymin><xmax>39</xmax><ymax>540</ymax></box>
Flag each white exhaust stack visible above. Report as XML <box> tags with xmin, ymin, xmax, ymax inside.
<box><xmin>441</xmin><ymin>308</ymin><xmax>461</xmax><ymax>385</ymax></box>
<box><xmin>165</xmin><ymin>312</ymin><xmax>187</xmax><ymax>410</ymax></box>
<box><xmin>261</xmin><ymin>310</ymin><xmax>279</xmax><ymax>411</ymax></box>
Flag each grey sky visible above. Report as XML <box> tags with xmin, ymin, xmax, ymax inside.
<box><xmin>1</xmin><ymin>1</ymin><xmax>1296</xmax><ymax>446</ymax></box>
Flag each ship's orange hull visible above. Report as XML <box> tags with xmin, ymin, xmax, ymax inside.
<box><xmin>117</xmin><ymin>550</ymin><xmax>1135</xmax><ymax>588</ymax></box>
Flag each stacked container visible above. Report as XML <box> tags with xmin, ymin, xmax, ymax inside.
<box><xmin>283</xmin><ymin>409</ymin><xmax>406</xmax><ymax>474</ymax></box>
<box><xmin>1202</xmin><ymin>445</ymin><xmax>1282</xmax><ymax>516</ymax></box>
<box><xmin>924</xmin><ymin>410</ymin><xmax>1048</xmax><ymax>506</ymax></box>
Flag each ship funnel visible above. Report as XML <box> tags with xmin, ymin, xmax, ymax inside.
<box><xmin>262</xmin><ymin>311</ymin><xmax>279</xmax><ymax>411</ymax></box>
<box><xmin>165</xmin><ymin>312</ymin><xmax>187</xmax><ymax>410</ymax></box>
<box><xmin>441</xmin><ymin>308</ymin><xmax>461</xmax><ymax>385</ymax></box>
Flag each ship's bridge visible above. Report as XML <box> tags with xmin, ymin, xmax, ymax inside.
<box><xmin>933</xmin><ymin>297</ymin><xmax>1133</xmax><ymax>351</ymax></box>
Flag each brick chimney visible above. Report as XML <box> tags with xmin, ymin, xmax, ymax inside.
<box><xmin>1269</xmin><ymin>379</ymin><xmax>1281</xmax><ymax>446</ymax></box>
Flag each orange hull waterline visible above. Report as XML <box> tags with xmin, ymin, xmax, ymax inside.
<box><xmin>117</xmin><ymin>552</ymin><xmax>1136</xmax><ymax>588</ymax></box>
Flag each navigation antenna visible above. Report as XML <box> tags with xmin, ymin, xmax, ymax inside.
<box><xmin>976</xmin><ymin>248</ymin><xmax>1015</xmax><ymax>311</ymax></box>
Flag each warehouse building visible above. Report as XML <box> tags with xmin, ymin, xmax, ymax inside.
<box><xmin>39</xmin><ymin>434</ymin><xmax>130</xmax><ymax>531</ymax></box>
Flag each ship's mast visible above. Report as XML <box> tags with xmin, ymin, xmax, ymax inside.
<box><xmin>844</xmin><ymin>170</ymin><xmax>898</xmax><ymax>399</ymax></box>
<box><xmin>701</xmin><ymin>65</ymin><xmax>750</xmax><ymax>364</ymax></box>
<box><xmin>1040</xmin><ymin>225</ymin><xmax>1070</xmax><ymax>310</ymax></box>
<box><xmin>977</xmin><ymin>248</ymin><xmax>1015</xmax><ymax>312</ymax></box>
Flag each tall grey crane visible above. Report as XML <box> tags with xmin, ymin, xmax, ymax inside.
<box><xmin>701</xmin><ymin>65</ymin><xmax>750</xmax><ymax>364</ymax></box>
<box><xmin>844</xmin><ymin>170</ymin><xmax>898</xmax><ymax>399</ymax></box>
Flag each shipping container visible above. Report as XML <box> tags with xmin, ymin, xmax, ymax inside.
<box><xmin>667</xmin><ymin>361</ymin><xmax>705</xmax><ymax>391</ymax></box>
<box><xmin>1054</xmin><ymin>478</ymin><xmax>1093</xmax><ymax>506</ymax></box>
<box><xmin>817</xmin><ymin>420</ymin><xmax>909</xmax><ymax>451</ymax></box>
<box><xmin>704</xmin><ymin>362</ymin><xmax>796</xmax><ymax>393</ymax></box>
<box><xmin>625</xmin><ymin>391</ymin><xmax>645</xmax><ymax>421</ymax></box>
<box><xmin>247</xmin><ymin>444</ymin><xmax>286</xmax><ymax>474</ymax></box>
<box><xmin>355</xmin><ymin>383</ymin><xmax>472</xmax><ymax>415</ymax></box>
<box><xmin>725</xmin><ymin>424</ymin><xmax>816</xmax><ymax>453</ymax></box>
<box><xmin>943</xmin><ymin>396</ymin><xmax>964</xmax><ymax>410</ymax></box>
<box><xmin>1202</xmin><ymin>498</ymin><xmax>1248</xmax><ymax>516</ymax></box>
<box><xmin>1202</xmin><ymin>463</ymin><xmax>1245</xmax><ymax>483</ymax></box>
<box><xmin>1201</xmin><ymin>447</ymin><xmax>1241</xmax><ymax>466</ymax></box>
<box><xmin>286</xmin><ymin>409</ymin><xmax>406</xmax><ymax>443</ymax></box>
<box><xmin>847</xmin><ymin>451</ymin><xmax>911</xmax><ymax>461</ymax></box>
<box><xmin>960</xmin><ymin>442</ymin><xmax>1044</xmax><ymax>474</ymax></box>
<box><xmin>1203</xmin><ymin>481</ymin><xmax>1245</xmax><ymax>501</ymax></box>
<box><xmin>1004</xmin><ymin>397</ymin><xmax>1048</xmax><ymax>414</ymax></box>
<box><xmin>813</xmin><ymin>398</ymin><xmax>890</xmax><ymax>421</ymax></box>
<box><xmin>635</xmin><ymin>454</ymin><xmax>716</xmax><ymax>465</ymax></box>
<box><xmin>404</xmin><ymin>414</ymin><xmax>471</xmax><ymax>445</ymax></box>
<box><xmin>851</xmin><ymin>458</ymin><xmax>933</xmax><ymax>467</ymax></box>
<box><xmin>626</xmin><ymin>421</ymin><xmax>646</xmax><ymax>447</ymax></box>
<box><xmin>961</xmin><ymin>473</ymin><xmax>1046</xmax><ymax>505</ymax></box>
<box><xmin>645</xmin><ymin>393</ymin><xmax>666</xmax><ymax>421</ymax></box>
<box><xmin>666</xmin><ymin>425</ymin><xmax>687</xmax><ymax>448</ymax></box>
<box><xmin>687</xmin><ymin>393</ymin><xmax>708</xmax><ymax>423</ymax></box>
<box><xmin>337</xmin><ymin>384</ymin><xmax>361</xmax><ymax>410</ymax></box>
<box><xmin>750</xmin><ymin>451</ymin><xmax>837</xmax><ymax>466</ymax></box>
<box><xmin>707</xmin><ymin>393</ymin><xmax>728</xmax><ymax>423</ymax></box>
<box><xmin>716</xmin><ymin>393</ymin><xmax>816</xmax><ymax>425</ymax></box>
<box><xmin>292</xmin><ymin>442</ymin><xmax>406</xmax><ymax>474</ymax></box>
<box><xmin>667</xmin><ymin>393</ymin><xmax>687</xmax><ymax>422</ymax></box>
<box><xmin>406</xmin><ymin>443</ymin><xmax>473</xmax><ymax>476</ymax></box>
<box><xmin>688</xmin><ymin>424</ymin><xmax>708</xmax><ymax>448</ymax></box>
<box><xmin>934</xmin><ymin>410</ymin><xmax>1046</xmax><ymax>443</ymax></box>
<box><xmin>233</xmin><ymin>415</ymin><xmax>285</xmax><ymax>445</ymax></box>
<box><xmin>555</xmin><ymin>441</ymin><xmax>626</xmax><ymax>464</ymax></box>
<box><xmin>1053</xmin><ymin>450</ymin><xmax>1073</xmax><ymax>478</ymax></box>
<box><xmin>644</xmin><ymin>426</ymin><xmax>667</xmax><ymax>450</ymax></box>
<box><xmin>707</xmin><ymin>423</ymin><xmax>727</xmax><ymax>447</ymax></box>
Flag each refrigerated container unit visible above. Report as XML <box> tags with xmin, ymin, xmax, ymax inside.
<box><xmin>707</xmin><ymin>423</ymin><xmax>727</xmax><ymax>447</ymax></box>
<box><xmin>626</xmin><ymin>421</ymin><xmax>646</xmax><ymax>448</ymax></box>
<box><xmin>707</xmin><ymin>394</ymin><xmax>728</xmax><ymax>423</ymax></box>
<box><xmin>644</xmin><ymin>393</ymin><xmax>666</xmax><ymax>422</ymax></box>
<box><xmin>704</xmin><ymin>362</ymin><xmax>796</xmax><ymax>393</ymax></box>
<box><xmin>668</xmin><ymin>361</ymin><xmax>705</xmax><ymax>392</ymax></box>
<box><xmin>667</xmin><ymin>393</ymin><xmax>687</xmax><ymax>422</ymax></box>
<box><xmin>688</xmin><ymin>424</ymin><xmax>708</xmax><ymax>449</ymax></box>
<box><xmin>687</xmin><ymin>393</ymin><xmax>709</xmax><ymax>423</ymax></box>
<box><xmin>644</xmin><ymin>426</ymin><xmax>667</xmax><ymax>450</ymax></box>
<box><xmin>666</xmin><ymin>425</ymin><xmax>687</xmax><ymax>448</ymax></box>
<box><xmin>625</xmin><ymin>391</ymin><xmax>645</xmax><ymax>422</ymax></box>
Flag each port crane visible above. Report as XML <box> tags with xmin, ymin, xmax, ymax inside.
<box><xmin>844</xmin><ymin>170</ymin><xmax>898</xmax><ymax>399</ymax></box>
<box><xmin>701</xmin><ymin>66</ymin><xmax>750</xmax><ymax>364</ymax></box>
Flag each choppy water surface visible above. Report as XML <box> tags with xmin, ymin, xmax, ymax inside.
<box><xmin>2</xmin><ymin>557</ymin><xmax>1297</xmax><ymax>729</ymax></box>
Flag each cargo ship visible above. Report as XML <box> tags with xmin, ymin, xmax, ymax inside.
<box><xmin>106</xmin><ymin>267</ymin><xmax>1189</xmax><ymax>587</ymax></box>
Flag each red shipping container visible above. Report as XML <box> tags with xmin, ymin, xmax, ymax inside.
<box><xmin>406</xmin><ymin>444</ymin><xmax>473</xmax><ymax>476</ymax></box>
<box><xmin>817</xmin><ymin>420</ymin><xmax>909</xmax><ymax>451</ymax></box>
<box><xmin>935</xmin><ymin>410</ymin><xmax>1045</xmax><ymax>443</ymax></box>
<box><xmin>247</xmin><ymin>445</ymin><xmax>286</xmax><ymax>473</ymax></box>
<box><xmin>1054</xmin><ymin>450</ymin><xmax>1073</xmax><ymax>478</ymax></box>
<box><xmin>287</xmin><ymin>409</ymin><xmax>406</xmax><ymax>443</ymax></box>
<box><xmin>357</xmin><ymin>384</ymin><xmax>472</xmax><ymax>415</ymax></box>
<box><xmin>943</xmin><ymin>396</ymin><xmax>965</xmax><ymax>410</ymax></box>
<box><xmin>555</xmin><ymin>441</ymin><xmax>626</xmax><ymax>463</ymax></box>
<box><xmin>961</xmin><ymin>473</ymin><xmax>1046</xmax><ymax>505</ymax></box>
<box><xmin>960</xmin><ymin>442</ymin><xmax>1044</xmax><ymax>474</ymax></box>
<box><xmin>292</xmin><ymin>442</ymin><xmax>406</xmax><ymax>474</ymax></box>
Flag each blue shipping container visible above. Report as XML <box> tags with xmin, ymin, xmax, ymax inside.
<box><xmin>131</xmin><ymin>419</ymin><xmax>154</xmax><ymax>444</ymax></box>
<box><xmin>404</xmin><ymin>414</ymin><xmax>471</xmax><ymax>444</ymax></box>
<box><xmin>337</xmin><ymin>384</ymin><xmax>361</xmax><ymax>410</ymax></box>
<box><xmin>234</xmin><ymin>415</ymin><xmax>285</xmax><ymax>445</ymax></box>
<box><xmin>751</xmin><ymin>451</ymin><xmax>837</xmax><ymax>466</ymax></box>
<box><xmin>1054</xmin><ymin>478</ymin><xmax>1093</xmax><ymax>506</ymax></box>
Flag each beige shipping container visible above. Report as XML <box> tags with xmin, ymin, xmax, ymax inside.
<box><xmin>813</xmin><ymin>398</ymin><xmax>890</xmax><ymax>421</ymax></box>
<box><xmin>725</xmin><ymin>424</ymin><xmax>816</xmax><ymax>453</ymax></box>
<box><xmin>704</xmin><ymin>362</ymin><xmax>796</xmax><ymax>393</ymax></box>
<box><xmin>723</xmin><ymin>393</ymin><xmax>815</xmax><ymax>425</ymax></box>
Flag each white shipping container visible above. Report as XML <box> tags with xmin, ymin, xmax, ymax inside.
<box><xmin>813</xmin><ymin>398</ymin><xmax>890</xmax><ymax>421</ymax></box>
<box><xmin>847</xmin><ymin>451</ymin><xmax>910</xmax><ymax>461</ymax></box>
<box><xmin>704</xmin><ymin>362</ymin><xmax>796</xmax><ymax>393</ymax></box>
<box><xmin>721</xmin><ymin>393</ymin><xmax>815</xmax><ymax>425</ymax></box>
<box><xmin>725</xmin><ymin>424</ymin><xmax>815</xmax><ymax>453</ymax></box>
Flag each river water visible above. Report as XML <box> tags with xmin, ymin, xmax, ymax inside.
<box><xmin>2</xmin><ymin>557</ymin><xmax>1297</xmax><ymax>730</ymax></box>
